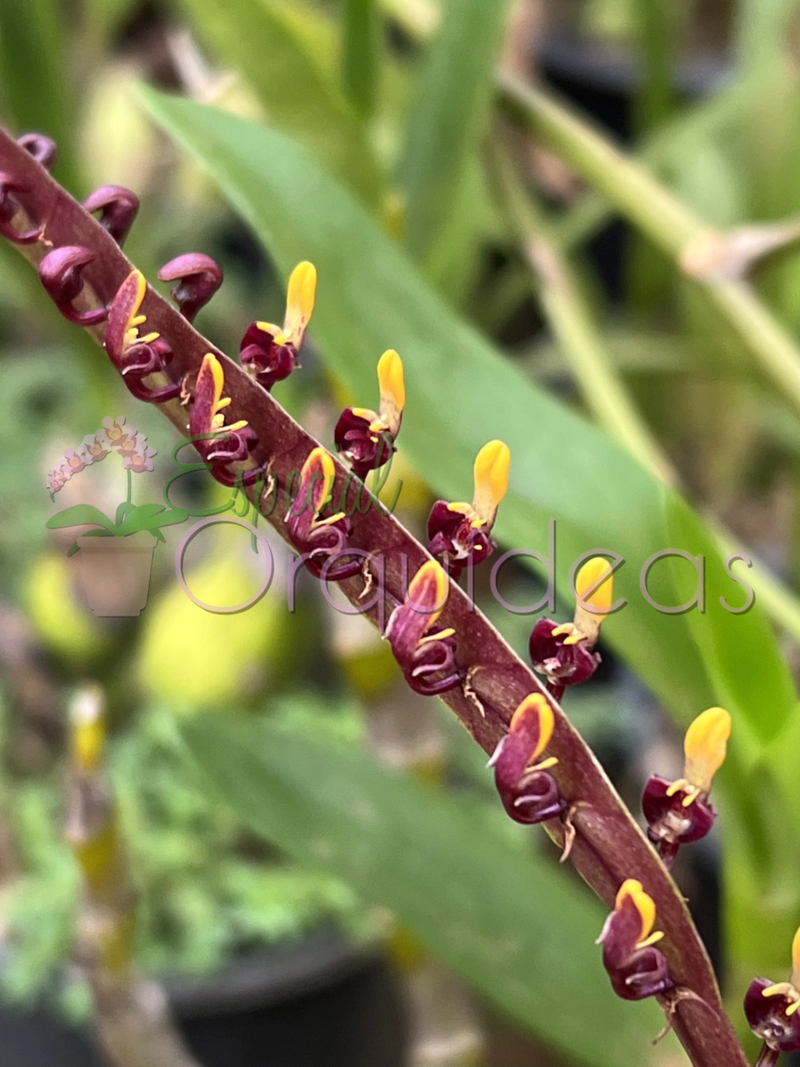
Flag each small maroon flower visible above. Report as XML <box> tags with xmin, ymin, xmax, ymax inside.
<box><xmin>642</xmin><ymin>707</ymin><xmax>730</xmax><ymax>868</ymax></box>
<box><xmin>487</xmin><ymin>693</ymin><xmax>564</xmax><ymax>824</ymax></box>
<box><xmin>17</xmin><ymin>133</ymin><xmax>58</xmax><ymax>170</ymax></box>
<box><xmin>597</xmin><ymin>879</ymin><xmax>673</xmax><ymax>1001</ymax></box>
<box><xmin>158</xmin><ymin>253</ymin><xmax>223</xmax><ymax>323</ymax></box>
<box><xmin>38</xmin><ymin>246</ymin><xmax>108</xmax><ymax>326</ymax></box>
<box><xmin>83</xmin><ymin>185</ymin><xmax>139</xmax><ymax>246</ymax></box>
<box><xmin>529</xmin><ymin>557</ymin><xmax>614</xmax><ymax>696</ymax></box>
<box><xmin>285</xmin><ymin>447</ymin><xmax>362</xmax><ymax>582</ymax></box>
<box><xmin>745</xmin><ymin>928</ymin><xmax>800</xmax><ymax>1060</ymax></box>
<box><xmin>104</xmin><ymin>270</ymin><xmax>181</xmax><ymax>403</ymax></box>
<box><xmin>0</xmin><ymin>172</ymin><xmax>40</xmax><ymax>243</ymax></box>
<box><xmin>428</xmin><ymin>440</ymin><xmax>510</xmax><ymax>579</ymax></box>
<box><xmin>334</xmin><ymin>350</ymin><xmax>404</xmax><ymax>480</ymax></box>
<box><xmin>384</xmin><ymin>560</ymin><xmax>460</xmax><ymax>696</ymax></box>
<box><xmin>240</xmin><ymin>261</ymin><xmax>316</xmax><ymax>390</ymax></box>
<box><xmin>188</xmin><ymin>353</ymin><xmax>264</xmax><ymax>489</ymax></box>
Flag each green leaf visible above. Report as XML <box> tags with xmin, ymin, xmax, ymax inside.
<box><xmin>181</xmin><ymin>715</ymin><xmax>663</xmax><ymax>1065</ymax></box>
<box><xmin>0</xmin><ymin>0</ymin><xmax>79</xmax><ymax>191</ymax></box>
<box><xmin>397</xmin><ymin>0</ymin><xmax>513</xmax><ymax>264</ymax></box>
<box><xmin>45</xmin><ymin>505</ymin><xmax>116</xmax><ymax>533</ymax></box>
<box><xmin>140</xmin><ymin>91</ymin><xmax>797</xmax><ymax>755</ymax></box>
<box><xmin>342</xmin><ymin>0</ymin><xmax>378</xmax><ymax>118</ymax></box>
<box><xmin>117</xmin><ymin>504</ymin><xmax>188</xmax><ymax>537</ymax></box>
<box><xmin>175</xmin><ymin>0</ymin><xmax>383</xmax><ymax>207</ymax></box>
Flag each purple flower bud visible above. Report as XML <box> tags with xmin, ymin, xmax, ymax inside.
<box><xmin>334</xmin><ymin>350</ymin><xmax>404</xmax><ymax>479</ymax></box>
<box><xmin>240</xmin><ymin>321</ymin><xmax>298</xmax><ymax>391</ymax></box>
<box><xmin>745</xmin><ymin>977</ymin><xmax>800</xmax><ymax>1055</ymax></box>
<box><xmin>158</xmin><ymin>253</ymin><xmax>223</xmax><ymax>323</ymax></box>
<box><xmin>83</xmin><ymin>185</ymin><xmax>139</xmax><ymax>246</ymax></box>
<box><xmin>38</xmin><ymin>246</ymin><xmax>108</xmax><ymax>326</ymax></box>
<box><xmin>487</xmin><ymin>694</ymin><xmax>564</xmax><ymax>824</ymax></box>
<box><xmin>284</xmin><ymin>448</ymin><xmax>362</xmax><ymax>581</ymax></box>
<box><xmin>641</xmin><ymin>775</ymin><xmax>717</xmax><ymax>861</ymax></box>
<box><xmin>642</xmin><ymin>707</ymin><xmax>730</xmax><ymax>866</ymax></box>
<box><xmin>384</xmin><ymin>561</ymin><xmax>461</xmax><ymax>696</ymax></box>
<box><xmin>598</xmin><ymin>880</ymin><xmax>674</xmax><ymax>1001</ymax></box>
<box><xmin>529</xmin><ymin>617</ymin><xmax>600</xmax><ymax>687</ymax></box>
<box><xmin>0</xmin><ymin>172</ymin><xmax>40</xmax><ymax>243</ymax></box>
<box><xmin>17</xmin><ymin>133</ymin><xmax>58</xmax><ymax>170</ymax></box>
<box><xmin>334</xmin><ymin>407</ymin><xmax>396</xmax><ymax>480</ymax></box>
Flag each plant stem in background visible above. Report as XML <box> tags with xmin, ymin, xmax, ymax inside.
<box><xmin>66</xmin><ymin>686</ymin><xmax>200</xmax><ymax>1067</ymax></box>
<box><xmin>497</xmin><ymin>74</ymin><xmax>800</xmax><ymax>419</ymax></box>
<box><xmin>342</xmin><ymin>0</ymin><xmax>378</xmax><ymax>118</ymax></box>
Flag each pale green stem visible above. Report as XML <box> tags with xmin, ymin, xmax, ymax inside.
<box><xmin>496</xmin><ymin>73</ymin><xmax>800</xmax><ymax>419</ymax></box>
<box><xmin>126</xmin><ymin>466</ymin><xmax>132</xmax><ymax>506</ymax></box>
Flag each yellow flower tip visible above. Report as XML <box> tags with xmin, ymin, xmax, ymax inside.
<box><xmin>683</xmin><ymin>706</ymin><xmax>731</xmax><ymax>793</ymax></box>
<box><xmin>408</xmin><ymin>559</ymin><xmax>448</xmax><ymax>628</ymax></box>
<box><xmin>791</xmin><ymin>925</ymin><xmax>800</xmax><ymax>989</ymax></box>
<box><xmin>510</xmin><ymin>693</ymin><xmax>554</xmax><ymax>761</ymax></box>
<box><xmin>285</xmin><ymin>261</ymin><xmax>317</xmax><ymax>342</ymax></box>
<box><xmin>575</xmin><ymin>557</ymin><xmax>614</xmax><ymax>619</ymax></box>
<box><xmin>615</xmin><ymin>879</ymin><xmax>657</xmax><ymax>945</ymax></box>
<box><xmin>302</xmin><ymin>447</ymin><xmax>336</xmax><ymax>514</ymax></box>
<box><xmin>69</xmin><ymin>684</ymin><xmax>106</xmax><ymax>772</ymax></box>
<box><xmin>131</xmin><ymin>267</ymin><xmax>146</xmax><ymax>305</ymax></box>
<box><xmin>472</xmin><ymin>441</ymin><xmax>510</xmax><ymax>527</ymax></box>
<box><xmin>377</xmin><ymin>349</ymin><xmax>405</xmax><ymax>434</ymax></box>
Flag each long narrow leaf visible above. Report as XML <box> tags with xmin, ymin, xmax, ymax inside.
<box><xmin>181</xmin><ymin>715</ymin><xmax>665</xmax><ymax>1067</ymax></box>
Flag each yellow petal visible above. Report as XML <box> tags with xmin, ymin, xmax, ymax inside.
<box><xmin>377</xmin><ymin>349</ymin><xmax>405</xmax><ymax>437</ymax></box>
<box><xmin>407</xmin><ymin>559</ymin><xmax>448</xmax><ymax>631</ymax></box>
<box><xmin>791</xmin><ymin>925</ymin><xmax>800</xmax><ymax>989</ymax></box>
<box><xmin>615</xmin><ymin>879</ymin><xmax>657</xmax><ymax>945</ymax></box>
<box><xmin>284</xmin><ymin>261</ymin><xmax>317</xmax><ymax>343</ymax></box>
<box><xmin>575</xmin><ymin>557</ymin><xmax>614</xmax><ymax>620</ymax></box>
<box><xmin>301</xmin><ymin>447</ymin><xmax>336</xmax><ymax>515</ymax></box>
<box><xmin>683</xmin><ymin>707</ymin><xmax>731</xmax><ymax>793</ymax></box>
<box><xmin>510</xmin><ymin>693</ymin><xmax>554</xmax><ymax>761</ymax></box>
<box><xmin>472</xmin><ymin>440</ymin><xmax>510</xmax><ymax>527</ymax></box>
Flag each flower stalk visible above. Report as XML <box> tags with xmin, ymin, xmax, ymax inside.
<box><xmin>0</xmin><ymin>124</ymin><xmax>749</xmax><ymax>1067</ymax></box>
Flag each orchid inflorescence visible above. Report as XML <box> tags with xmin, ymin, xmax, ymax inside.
<box><xmin>1</xmin><ymin>124</ymin><xmax>767</xmax><ymax>1067</ymax></box>
<box><xmin>47</xmin><ymin>417</ymin><xmax>156</xmax><ymax>496</ymax></box>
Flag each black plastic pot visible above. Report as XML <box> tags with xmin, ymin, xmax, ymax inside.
<box><xmin>0</xmin><ymin>933</ymin><xmax>408</xmax><ymax>1067</ymax></box>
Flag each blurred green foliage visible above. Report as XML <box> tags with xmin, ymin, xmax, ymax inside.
<box><xmin>3</xmin><ymin>0</ymin><xmax>800</xmax><ymax>1064</ymax></box>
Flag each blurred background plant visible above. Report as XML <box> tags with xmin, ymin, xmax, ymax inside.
<box><xmin>3</xmin><ymin>0</ymin><xmax>800</xmax><ymax>1065</ymax></box>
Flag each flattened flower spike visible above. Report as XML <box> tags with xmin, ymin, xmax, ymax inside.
<box><xmin>384</xmin><ymin>560</ymin><xmax>460</xmax><ymax>696</ymax></box>
<box><xmin>487</xmin><ymin>693</ymin><xmax>564</xmax><ymax>824</ymax></box>
<box><xmin>104</xmin><ymin>270</ymin><xmax>181</xmax><ymax>402</ymax></box>
<box><xmin>285</xmin><ymin>447</ymin><xmax>362</xmax><ymax>581</ymax></box>
<box><xmin>428</xmin><ymin>440</ymin><xmax>510</xmax><ymax>579</ymax></box>
<box><xmin>745</xmin><ymin>927</ymin><xmax>800</xmax><ymax>1063</ymax></box>
<box><xmin>530</xmin><ymin>556</ymin><xmax>614</xmax><ymax>699</ymax></box>
<box><xmin>335</xmin><ymin>349</ymin><xmax>405</xmax><ymax>479</ymax></box>
<box><xmin>597</xmin><ymin>879</ymin><xmax>673</xmax><ymax>1001</ymax></box>
<box><xmin>240</xmin><ymin>261</ymin><xmax>316</xmax><ymax>390</ymax></box>
<box><xmin>189</xmin><ymin>352</ymin><xmax>264</xmax><ymax>488</ymax></box>
<box><xmin>642</xmin><ymin>707</ymin><xmax>730</xmax><ymax>868</ymax></box>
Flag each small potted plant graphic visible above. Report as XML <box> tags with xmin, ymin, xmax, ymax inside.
<box><xmin>46</xmin><ymin>417</ymin><xmax>186</xmax><ymax>616</ymax></box>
